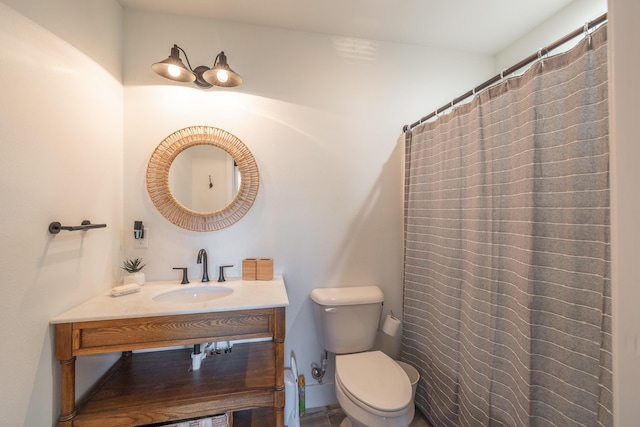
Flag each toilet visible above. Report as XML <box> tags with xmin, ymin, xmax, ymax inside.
<box><xmin>311</xmin><ymin>286</ymin><xmax>415</xmax><ymax>427</ymax></box>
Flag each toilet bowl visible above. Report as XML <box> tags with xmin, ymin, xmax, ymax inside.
<box><xmin>335</xmin><ymin>351</ymin><xmax>414</xmax><ymax>427</ymax></box>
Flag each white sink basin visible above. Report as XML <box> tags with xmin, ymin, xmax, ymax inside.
<box><xmin>153</xmin><ymin>285</ymin><xmax>233</xmax><ymax>304</ymax></box>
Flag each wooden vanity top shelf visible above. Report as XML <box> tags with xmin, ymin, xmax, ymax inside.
<box><xmin>55</xmin><ymin>306</ymin><xmax>286</xmax><ymax>427</ymax></box>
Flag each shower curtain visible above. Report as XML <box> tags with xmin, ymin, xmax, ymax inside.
<box><xmin>401</xmin><ymin>25</ymin><xmax>611</xmax><ymax>427</ymax></box>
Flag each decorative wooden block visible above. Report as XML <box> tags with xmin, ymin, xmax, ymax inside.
<box><xmin>257</xmin><ymin>258</ymin><xmax>274</xmax><ymax>281</ymax></box>
<box><xmin>242</xmin><ymin>259</ymin><xmax>257</xmax><ymax>280</ymax></box>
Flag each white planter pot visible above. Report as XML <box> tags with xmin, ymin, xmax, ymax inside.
<box><xmin>125</xmin><ymin>272</ymin><xmax>145</xmax><ymax>286</ymax></box>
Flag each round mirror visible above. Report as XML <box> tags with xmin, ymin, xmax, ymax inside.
<box><xmin>146</xmin><ymin>126</ymin><xmax>259</xmax><ymax>232</ymax></box>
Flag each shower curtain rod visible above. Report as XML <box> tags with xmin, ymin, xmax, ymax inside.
<box><xmin>403</xmin><ymin>12</ymin><xmax>607</xmax><ymax>132</ymax></box>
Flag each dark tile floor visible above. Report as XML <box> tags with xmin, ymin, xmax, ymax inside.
<box><xmin>300</xmin><ymin>405</ymin><xmax>433</xmax><ymax>427</ymax></box>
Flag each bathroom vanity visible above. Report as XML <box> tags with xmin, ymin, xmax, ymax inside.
<box><xmin>51</xmin><ymin>276</ymin><xmax>288</xmax><ymax>427</ymax></box>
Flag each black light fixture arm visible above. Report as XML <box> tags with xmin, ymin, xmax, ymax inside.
<box><xmin>180</xmin><ymin>48</ymin><xmax>221</xmax><ymax>70</ymax></box>
<box><xmin>173</xmin><ymin>44</ymin><xmax>194</xmax><ymax>72</ymax></box>
<box><xmin>212</xmin><ymin>52</ymin><xmax>223</xmax><ymax>67</ymax></box>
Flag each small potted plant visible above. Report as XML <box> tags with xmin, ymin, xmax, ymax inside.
<box><xmin>121</xmin><ymin>258</ymin><xmax>146</xmax><ymax>286</ymax></box>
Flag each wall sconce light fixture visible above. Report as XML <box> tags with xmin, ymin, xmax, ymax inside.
<box><xmin>152</xmin><ymin>44</ymin><xmax>242</xmax><ymax>89</ymax></box>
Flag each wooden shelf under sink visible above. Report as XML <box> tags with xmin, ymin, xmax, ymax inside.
<box><xmin>73</xmin><ymin>343</ymin><xmax>274</xmax><ymax>426</ymax></box>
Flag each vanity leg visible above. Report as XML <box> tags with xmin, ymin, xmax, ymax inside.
<box><xmin>58</xmin><ymin>357</ymin><xmax>77</xmax><ymax>425</ymax></box>
<box><xmin>274</xmin><ymin>307</ymin><xmax>285</xmax><ymax>427</ymax></box>
<box><xmin>274</xmin><ymin>404</ymin><xmax>284</xmax><ymax>427</ymax></box>
<box><xmin>55</xmin><ymin>323</ymin><xmax>76</xmax><ymax>426</ymax></box>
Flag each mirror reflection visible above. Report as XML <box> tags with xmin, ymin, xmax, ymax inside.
<box><xmin>169</xmin><ymin>146</ymin><xmax>241</xmax><ymax>212</ymax></box>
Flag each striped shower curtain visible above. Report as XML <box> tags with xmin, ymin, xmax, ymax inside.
<box><xmin>401</xmin><ymin>25</ymin><xmax>611</xmax><ymax>427</ymax></box>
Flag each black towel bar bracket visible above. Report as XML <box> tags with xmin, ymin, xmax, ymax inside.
<box><xmin>48</xmin><ymin>220</ymin><xmax>107</xmax><ymax>234</ymax></box>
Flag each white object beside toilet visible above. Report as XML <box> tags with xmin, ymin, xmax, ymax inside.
<box><xmin>395</xmin><ymin>360</ymin><xmax>419</xmax><ymax>402</ymax></box>
<box><xmin>311</xmin><ymin>286</ymin><xmax>415</xmax><ymax>427</ymax></box>
<box><xmin>284</xmin><ymin>355</ymin><xmax>300</xmax><ymax>427</ymax></box>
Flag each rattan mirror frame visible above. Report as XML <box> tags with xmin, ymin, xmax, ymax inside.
<box><xmin>146</xmin><ymin>126</ymin><xmax>259</xmax><ymax>232</ymax></box>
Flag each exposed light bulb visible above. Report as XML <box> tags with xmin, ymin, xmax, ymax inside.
<box><xmin>168</xmin><ymin>64</ymin><xmax>181</xmax><ymax>77</ymax></box>
<box><xmin>216</xmin><ymin>69</ymin><xmax>229</xmax><ymax>83</ymax></box>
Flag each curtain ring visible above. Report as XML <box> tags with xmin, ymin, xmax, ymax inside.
<box><xmin>584</xmin><ymin>22</ymin><xmax>593</xmax><ymax>48</ymax></box>
<box><xmin>538</xmin><ymin>48</ymin><xmax>546</xmax><ymax>68</ymax></box>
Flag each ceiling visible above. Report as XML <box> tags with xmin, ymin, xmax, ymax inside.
<box><xmin>118</xmin><ymin>0</ymin><xmax>576</xmax><ymax>55</ymax></box>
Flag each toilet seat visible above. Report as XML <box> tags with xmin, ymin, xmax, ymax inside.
<box><xmin>336</xmin><ymin>351</ymin><xmax>411</xmax><ymax>413</ymax></box>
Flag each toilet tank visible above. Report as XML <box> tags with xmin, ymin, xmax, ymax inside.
<box><xmin>310</xmin><ymin>286</ymin><xmax>384</xmax><ymax>354</ymax></box>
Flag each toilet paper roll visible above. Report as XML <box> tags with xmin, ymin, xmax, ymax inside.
<box><xmin>382</xmin><ymin>313</ymin><xmax>402</xmax><ymax>336</ymax></box>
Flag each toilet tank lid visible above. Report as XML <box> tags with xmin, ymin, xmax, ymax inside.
<box><xmin>310</xmin><ymin>286</ymin><xmax>383</xmax><ymax>306</ymax></box>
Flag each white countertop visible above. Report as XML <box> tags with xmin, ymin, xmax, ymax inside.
<box><xmin>51</xmin><ymin>275</ymin><xmax>289</xmax><ymax>324</ymax></box>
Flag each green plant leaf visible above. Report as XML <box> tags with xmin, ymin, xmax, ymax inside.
<box><xmin>121</xmin><ymin>258</ymin><xmax>146</xmax><ymax>273</ymax></box>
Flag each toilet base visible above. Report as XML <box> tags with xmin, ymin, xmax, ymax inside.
<box><xmin>340</xmin><ymin>418</ymin><xmax>352</xmax><ymax>427</ymax></box>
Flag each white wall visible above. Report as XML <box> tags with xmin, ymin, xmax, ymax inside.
<box><xmin>608</xmin><ymin>0</ymin><xmax>640</xmax><ymax>425</ymax></box>
<box><xmin>122</xmin><ymin>9</ymin><xmax>494</xmax><ymax>407</ymax></box>
<box><xmin>1</xmin><ymin>0</ymin><xmax>122</xmax><ymax>80</ymax></box>
<box><xmin>0</xmin><ymin>1</ymin><xmax>123</xmax><ymax>425</ymax></box>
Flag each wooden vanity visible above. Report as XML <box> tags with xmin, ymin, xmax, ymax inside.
<box><xmin>51</xmin><ymin>277</ymin><xmax>288</xmax><ymax>427</ymax></box>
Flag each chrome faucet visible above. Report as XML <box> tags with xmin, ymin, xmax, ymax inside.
<box><xmin>197</xmin><ymin>249</ymin><xmax>210</xmax><ymax>282</ymax></box>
